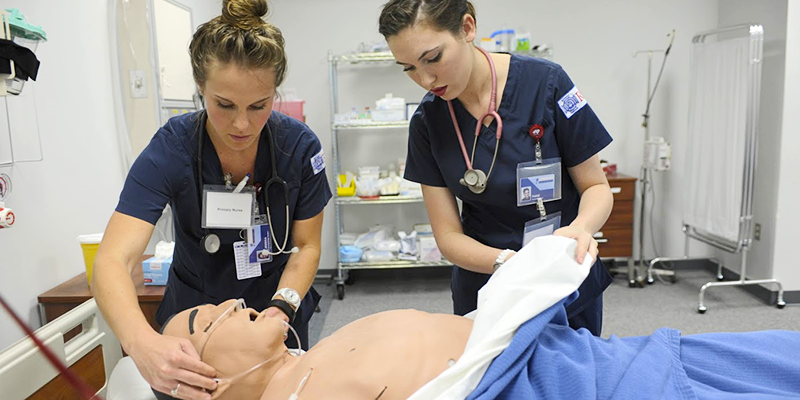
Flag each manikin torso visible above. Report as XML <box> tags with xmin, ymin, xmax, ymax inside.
<box><xmin>263</xmin><ymin>309</ymin><xmax>473</xmax><ymax>400</ymax></box>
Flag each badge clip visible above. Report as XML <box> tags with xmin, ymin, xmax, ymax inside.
<box><xmin>537</xmin><ymin>198</ymin><xmax>547</xmax><ymax>220</ymax></box>
<box><xmin>529</xmin><ymin>124</ymin><xmax>544</xmax><ymax>164</ymax></box>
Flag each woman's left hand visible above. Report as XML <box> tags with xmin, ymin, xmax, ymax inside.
<box><xmin>553</xmin><ymin>225</ymin><xmax>598</xmax><ymax>264</ymax></box>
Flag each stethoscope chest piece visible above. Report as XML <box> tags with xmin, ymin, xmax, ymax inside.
<box><xmin>449</xmin><ymin>46</ymin><xmax>503</xmax><ymax>197</ymax></box>
<box><xmin>460</xmin><ymin>169</ymin><xmax>487</xmax><ymax>194</ymax></box>
<box><xmin>202</xmin><ymin>233</ymin><xmax>221</xmax><ymax>254</ymax></box>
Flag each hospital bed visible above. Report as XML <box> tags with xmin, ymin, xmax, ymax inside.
<box><xmin>2</xmin><ymin>236</ymin><xmax>797</xmax><ymax>400</ymax></box>
<box><xmin>0</xmin><ymin>234</ymin><xmax>591</xmax><ymax>400</ymax></box>
<box><xmin>0</xmin><ymin>298</ymin><xmax>157</xmax><ymax>400</ymax></box>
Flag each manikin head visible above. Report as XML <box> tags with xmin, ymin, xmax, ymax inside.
<box><xmin>379</xmin><ymin>0</ymin><xmax>479</xmax><ymax>101</ymax></box>
<box><xmin>160</xmin><ymin>299</ymin><xmax>290</xmax><ymax>400</ymax></box>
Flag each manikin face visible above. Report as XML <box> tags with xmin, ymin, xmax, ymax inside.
<box><xmin>387</xmin><ymin>16</ymin><xmax>477</xmax><ymax>101</ymax></box>
<box><xmin>163</xmin><ymin>299</ymin><xmax>288</xmax><ymax>399</ymax></box>
<box><xmin>200</xmin><ymin>63</ymin><xmax>276</xmax><ymax>153</ymax></box>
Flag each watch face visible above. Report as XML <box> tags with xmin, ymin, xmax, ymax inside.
<box><xmin>281</xmin><ymin>289</ymin><xmax>300</xmax><ymax>305</ymax></box>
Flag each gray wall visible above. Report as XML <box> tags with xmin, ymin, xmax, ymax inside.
<box><xmin>772</xmin><ymin>0</ymin><xmax>800</xmax><ymax>290</ymax></box>
<box><xmin>0</xmin><ymin>0</ymin><xmax>794</xmax><ymax>350</ymax></box>
<box><xmin>714</xmin><ymin>0</ymin><xmax>790</xmax><ymax>287</ymax></box>
<box><xmin>0</xmin><ymin>0</ymin><xmax>126</xmax><ymax>348</ymax></box>
<box><xmin>267</xmin><ymin>0</ymin><xmax>722</xmax><ymax>273</ymax></box>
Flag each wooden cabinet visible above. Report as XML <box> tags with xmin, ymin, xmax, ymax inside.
<box><xmin>598</xmin><ymin>173</ymin><xmax>637</xmax><ymax>258</ymax></box>
<box><xmin>38</xmin><ymin>256</ymin><xmax>164</xmax><ymax>338</ymax></box>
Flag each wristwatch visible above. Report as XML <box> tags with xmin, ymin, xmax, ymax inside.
<box><xmin>266</xmin><ymin>299</ymin><xmax>296</xmax><ymax>323</ymax></box>
<box><xmin>272</xmin><ymin>288</ymin><xmax>301</xmax><ymax>310</ymax></box>
<box><xmin>492</xmin><ymin>249</ymin><xmax>514</xmax><ymax>272</ymax></box>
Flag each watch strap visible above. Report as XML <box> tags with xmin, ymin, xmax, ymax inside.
<box><xmin>273</xmin><ymin>288</ymin><xmax>301</xmax><ymax>309</ymax></box>
<box><xmin>493</xmin><ymin>249</ymin><xmax>513</xmax><ymax>272</ymax></box>
<box><xmin>266</xmin><ymin>299</ymin><xmax>296</xmax><ymax>323</ymax></box>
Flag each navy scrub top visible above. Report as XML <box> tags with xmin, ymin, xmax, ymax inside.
<box><xmin>116</xmin><ymin>111</ymin><xmax>332</xmax><ymax>327</ymax></box>
<box><xmin>405</xmin><ymin>55</ymin><xmax>613</xmax><ymax>315</ymax></box>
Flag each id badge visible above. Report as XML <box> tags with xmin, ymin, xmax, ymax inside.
<box><xmin>247</xmin><ymin>214</ymin><xmax>273</xmax><ymax>264</ymax></box>
<box><xmin>233</xmin><ymin>241</ymin><xmax>262</xmax><ymax>280</ymax></box>
<box><xmin>202</xmin><ymin>185</ymin><xmax>255</xmax><ymax>229</ymax></box>
<box><xmin>517</xmin><ymin>158</ymin><xmax>562</xmax><ymax>207</ymax></box>
<box><xmin>522</xmin><ymin>213</ymin><xmax>562</xmax><ymax>247</ymax></box>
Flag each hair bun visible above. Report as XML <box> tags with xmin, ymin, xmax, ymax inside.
<box><xmin>222</xmin><ymin>0</ymin><xmax>268</xmax><ymax>30</ymax></box>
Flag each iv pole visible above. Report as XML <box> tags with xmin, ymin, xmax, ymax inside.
<box><xmin>630</xmin><ymin>30</ymin><xmax>675</xmax><ymax>287</ymax></box>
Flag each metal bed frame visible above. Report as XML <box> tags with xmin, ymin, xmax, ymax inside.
<box><xmin>647</xmin><ymin>24</ymin><xmax>786</xmax><ymax>313</ymax></box>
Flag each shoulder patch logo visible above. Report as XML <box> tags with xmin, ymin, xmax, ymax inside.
<box><xmin>310</xmin><ymin>149</ymin><xmax>325</xmax><ymax>175</ymax></box>
<box><xmin>558</xmin><ymin>86</ymin><xmax>588</xmax><ymax>119</ymax></box>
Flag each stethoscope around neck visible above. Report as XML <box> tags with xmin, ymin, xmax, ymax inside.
<box><xmin>197</xmin><ymin>112</ymin><xmax>298</xmax><ymax>255</ymax></box>
<box><xmin>447</xmin><ymin>46</ymin><xmax>504</xmax><ymax>195</ymax></box>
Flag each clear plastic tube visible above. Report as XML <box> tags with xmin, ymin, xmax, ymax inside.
<box><xmin>197</xmin><ymin>299</ymin><xmax>246</xmax><ymax>356</ymax></box>
<box><xmin>201</xmin><ymin>302</ymin><xmax>303</xmax><ymax>387</ymax></box>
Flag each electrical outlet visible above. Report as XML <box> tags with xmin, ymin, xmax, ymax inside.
<box><xmin>129</xmin><ymin>69</ymin><xmax>148</xmax><ymax>98</ymax></box>
<box><xmin>754</xmin><ymin>223</ymin><xmax>761</xmax><ymax>240</ymax></box>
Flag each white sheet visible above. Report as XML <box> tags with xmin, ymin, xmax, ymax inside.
<box><xmin>107</xmin><ymin>357</ymin><xmax>157</xmax><ymax>400</ymax></box>
<box><xmin>407</xmin><ymin>236</ymin><xmax>593</xmax><ymax>400</ymax></box>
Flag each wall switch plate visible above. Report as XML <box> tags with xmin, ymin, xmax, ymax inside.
<box><xmin>754</xmin><ymin>223</ymin><xmax>761</xmax><ymax>240</ymax></box>
<box><xmin>129</xmin><ymin>70</ymin><xmax>148</xmax><ymax>98</ymax></box>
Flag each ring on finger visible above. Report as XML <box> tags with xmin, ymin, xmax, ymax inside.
<box><xmin>171</xmin><ymin>383</ymin><xmax>181</xmax><ymax>396</ymax></box>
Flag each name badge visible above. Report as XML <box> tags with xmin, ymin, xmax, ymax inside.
<box><xmin>523</xmin><ymin>213</ymin><xmax>562</xmax><ymax>246</ymax></box>
<box><xmin>248</xmin><ymin>215</ymin><xmax>273</xmax><ymax>264</ymax></box>
<box><xmin>517</xmin><ymin>158</ymin><xmax>562</xmax><ymax>207</ymax></box>
<box><xmin>234</xmin><ymin>241</ymin><xmax>262</xmax><ymax>280</ymax></box>
<box><xmin>202</xmin><ymin>185</ymin><xmax>255</xmax><ymax>229</ymax></box>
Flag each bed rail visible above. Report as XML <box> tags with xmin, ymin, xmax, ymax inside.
<box><xmin>0</xmin><ymin>299</ymin><xmax>122</xmax><ymax>399</ymax></box>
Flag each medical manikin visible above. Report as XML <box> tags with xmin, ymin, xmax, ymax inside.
<box><xmin>159</xmin><ymin>236</ymin><xmax>800</xmax><ymax>400</ymax></box>
<box><xmin>159</xmin><ymin>299</ymin><xmax>473</xmax><ymax>399</ymax></box>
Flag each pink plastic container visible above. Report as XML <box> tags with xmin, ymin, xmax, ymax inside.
<box><xmin>273</xmin><ymin>100</ymin><xmax>305</xmax><ymax>122</ymax></box>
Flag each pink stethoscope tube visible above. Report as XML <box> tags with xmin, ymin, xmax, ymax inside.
<box><xmin>446</xmin><ymin>46</ymin><xmax>503</xmax><ymax>173</ymax></box>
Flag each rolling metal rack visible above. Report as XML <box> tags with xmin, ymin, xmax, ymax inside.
<box><xmin>326</xmin><ymin>49</ymin><xmax>554</xmax><ymax>299</ymax></box>
<box><xmin>327</xmin><ymin>51</ymin><xmax>452</xmax><ymax>300</ymax></box>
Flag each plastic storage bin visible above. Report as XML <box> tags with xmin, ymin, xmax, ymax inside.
<box><xmin>273</xmin><ymin>100</ymin><xmax>305</xmax><ymax>121</ymax></box>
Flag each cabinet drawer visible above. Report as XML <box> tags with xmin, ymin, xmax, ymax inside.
<box><xmin>602</xmin><ymin>200</ymin><xmax>634</xmax><ymax>229</ymax></box>
<box><xmin>597</xmin><ymin>227</ymin><xmax>633</xmax><ymax>258</ymax></box>
<box><xmin>608</xmin><ymin>179</ymin><xmax>636</xmax><ymax>201</ymax></box>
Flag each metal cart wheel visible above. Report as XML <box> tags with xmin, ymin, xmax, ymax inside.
<box><xmin>337</xmin><ymin>284</ymin><xmax>345</xmax><ymax>300</ymax></box>
<box><xmin>646</xmin><ymin>277</ymin><xmax>655</xmax><ymax>284</ymax></box>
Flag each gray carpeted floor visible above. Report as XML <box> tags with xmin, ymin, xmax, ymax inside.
<box><xmin>307</xmin><ymin>266</ymin><xmax>799</xmax><ymax>346</ymax></box>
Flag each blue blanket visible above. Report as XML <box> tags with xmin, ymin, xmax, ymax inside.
<box><xmin>467</xmin><ymin>294</ymin><xmax>800</xmax><ymax>400</ymax></box>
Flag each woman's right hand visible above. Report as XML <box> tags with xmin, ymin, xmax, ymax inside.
<box><xmin>128</xmin><ymin>331</ymin><xmax>217</xmax><ymax>400</ymax></box>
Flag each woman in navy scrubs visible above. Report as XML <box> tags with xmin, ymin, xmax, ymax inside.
<box><xmin>379</xmin><ymin>0</ymin><xmax>614</xmax><ymax>335</ymax></box>
<box><xmin>91</xmin><ymin>1</ymin><xmax>331</xmax><ymax>399</ymax></box>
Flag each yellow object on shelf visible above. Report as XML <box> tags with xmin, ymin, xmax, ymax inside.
<box><xmin>77</xmin><ymin>233</ymin><xmax>103</xmax><ymax>286</ymax></box>
<box><xmin>337</xmin><ymin>173</ymin><xmax>356</xmax><ymax>197</ymax></box>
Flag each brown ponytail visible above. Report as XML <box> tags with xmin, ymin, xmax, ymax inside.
<box><xmin>189</xmin><ymin>0</ymin><xmax>287</xmax><ymax>89</ymax></box>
